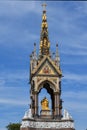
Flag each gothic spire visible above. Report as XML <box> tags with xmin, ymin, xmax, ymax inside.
<box><xmin>55</xmin><ymin>43</ymin><xmax>60</xmax><ymax>67</ymax></box>
<box><xmin>39</xmin><ymin>4</ymin><xmax>50</xmax><ymax>58</ymax></box>
<box><xmin>33</xmin><ymin>43</ymin><xmax>37</xmax><ymax>60</ymax></box>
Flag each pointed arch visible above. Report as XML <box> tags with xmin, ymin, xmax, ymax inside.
<box><xmin>37</xmin><ymin>80</ymin><xmax>56</xmax><ymax>116</ymax></box>
<box><xmin>37</xmin><ymin>79</ymin><xmax>56</xmax><ymax>93</ymax></box>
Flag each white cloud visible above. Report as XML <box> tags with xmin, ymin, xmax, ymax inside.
<box><xmin>0</xmin><ymin>1</ymin><xmax>41</xmax><ymax>48</ymax></box>
<box><xmin>0</xmin><ymin>70</ymin><xmax>28</xmax><ymax>85</ymax></box>
<box><xmin>61</xmin><ymin>48</ymin><xmax>87</xmax><ymax>56</ymax></box>
<box><xmin>62</xmin><ymin>91</ymin><xmax>87</xmax><ymax>114</ymax></box>
<box><xmin>75</xmin><ymin>2</ymin><xmax>87</xmax><ymax>15</ymax></box>
<box><xmin>0</xmin><ymin>98</ymin><xmax>28</xmax><ymax>106</ymax></box>
<box><xmin>63</xmin><ymin>72</ymin><xmax>87</xmax><ymax>82</ymax></box>
<box><xmin>63</xmin><ymin>91</ymin><xmax>87</xmax><ymax>100</ymax></box>
<box><xmin>0</xmin><ymin>79</ymin><xmax>5</xmax><ymax>86</ymax></box>
<box><xmin>0</xmin><ymin>1</ymin><xmax>41</xmax><ymax>16</ymax></box>
<box><xmin>63</xmin><ymin>100</ymin><xmax>87</xmax><ymax>112</ymax></box>
<box><xmin>60</xmin><ymin>33</ymin><xmax>87</xmax><ymax>57</ymax></box>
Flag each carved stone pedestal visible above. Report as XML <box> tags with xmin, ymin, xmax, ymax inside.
<box><xmin>20</xmin><ymin>109</ymin><xmax>75</xmax><ymax>130</ymax></box>
<box><xmin>40</xmin><ymin>109</ymin><xmax>51</xmax><ymax>118</ymax></box>
<box><xmin>20</xmin><ymin>118</ymin><xmax>75</xmax><ymax>130</ymax></box>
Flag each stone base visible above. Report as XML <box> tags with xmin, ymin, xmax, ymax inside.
<box><xmin>40</xmin><ymin>110</ymin><xmax>51</xmax><ymax>118</ymax></box>
<box><xmin>20</xmin><ymin>118</ymin><xmax>75</xmax><ymax>130</ymax></box>
<box><xmin>20</xmin><ymin>127</ymin><xmax>75</xmax><ymax>130</ymax></box>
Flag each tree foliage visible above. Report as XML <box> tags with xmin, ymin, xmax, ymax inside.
<box><xmin>6</xmin><ymin>123</ymin><xmax>21</xmax><ymax>130</ymax></box>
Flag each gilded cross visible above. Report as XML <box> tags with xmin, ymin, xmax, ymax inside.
<box><xmin>42</xmin><ymin>3</ymin><xmax>47</xmax><ymax>11</ymax></box>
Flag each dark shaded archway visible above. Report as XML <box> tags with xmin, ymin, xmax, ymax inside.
<box><xmin>38</xmin><ymin>81</ymin><xmax>55</xmax><ymax>117</ymax></box>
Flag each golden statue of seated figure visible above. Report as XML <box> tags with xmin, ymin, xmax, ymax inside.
<box><xmin>41</xmin><ymin>97</ymin><xmax>50</xmax><ymax>110</ymax></box>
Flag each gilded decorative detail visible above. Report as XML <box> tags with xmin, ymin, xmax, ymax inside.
<box><xmin>39</xmin><ymin>7</ymin><xmax>50</xmax><ymax>56</ymax></box>
<box><xmin>39</xmin><ymin>64</ymin><xmax>56</xmax><ymax>75</ymax></box>
<box><xmin>31</xmin><ymin>56</ymin><xmax>62</xmax><ymax>76</ymax></box>
<box><xmin>41</xmin><ymin>97</ymin><xmax>50</xmax><ymax>110</ymax></box>
<box><xmin>43</xmin><ymin>65</ymin><xmax>51</xmax><ymax>74</ymax></box>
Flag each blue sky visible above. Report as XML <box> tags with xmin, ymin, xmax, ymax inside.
<box><xmin>0</xmin><ymin>1</ymin><xmax>87</xmax><ymax>130</ymax></box>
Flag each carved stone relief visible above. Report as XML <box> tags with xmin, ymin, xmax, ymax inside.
<box><xmin>21</xmin><ymin>120</ymin><xmax>74</xmax><ymax>129</ymax></box>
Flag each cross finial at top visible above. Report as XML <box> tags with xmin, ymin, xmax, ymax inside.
<box><xmin>42</xmin><ymin>3</ymin><xmax>47</xmax><ymax>11</ymax></box>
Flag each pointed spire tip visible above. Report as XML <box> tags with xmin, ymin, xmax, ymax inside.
<box><xmin>34</xmin><ymin>43</ymin><xmax>36</xmax><ymax>46</ymax></box>
<box><xmin>56</xmin><ymin>43</ymin><xmax>58</xmax><ymax>47</ymax></box>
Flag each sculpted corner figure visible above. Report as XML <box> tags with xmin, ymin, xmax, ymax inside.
<box><xmin>41</xmin><ymin>97</ymin><xmax>50</xmax><ymax>110</ymax></box>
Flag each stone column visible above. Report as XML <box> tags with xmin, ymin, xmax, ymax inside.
<box><xmin>34</xmin><ymin>92</ymin><xmax>38</xmax><ymax>117</ymax></box>
<box><xmin>54</xmin><ymin>92</ymin><xmax>60</xmax><ymax>118</ymax></box>
<box><xmin>59</xmin><ymin>99</ymin><xmax>62</xmax><ymax>117</ymax></box>
<box><xmin>54</xmin><ymin>93</ymin><xmax>57</xmax><ymax>117</ymax></box>
<box><xmin>56</xmin><ymin>93</ymin><xmax>60</xmax><ymax>116</ymax></box>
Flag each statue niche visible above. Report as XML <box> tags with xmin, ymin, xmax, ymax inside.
<box><xmin>41</xmin><ymin>97</ymin><xmax>50</xmax><ymax>110</ymax></box>
<box><xmin>40</xmin><ymin>97</ymin><xmax>51</xmax><ymax>118</ymax></box>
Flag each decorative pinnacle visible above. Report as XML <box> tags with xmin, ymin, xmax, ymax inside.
<box><xmin>42</xmin><ymin>3</ymin><xmax>47</xmax><ymax>11</ymax></box>
<box><xmin>34</xmin><ymin>42</ymin><xmax>36</xmax><ymax>46</ymax></box>
<box><xmin>55</xmin><ymin>43</ymin><xmax>60</xmax><ymax>67</ymax></box>
<box><xmin>39</xmin><ymin>3</ymin><xmax>50</xmax><ymax>57</ymax></box>
<box><xmin>56</xmin><ymin>43</ymin><xmax>58</xmax><ymax>47</ymax></box>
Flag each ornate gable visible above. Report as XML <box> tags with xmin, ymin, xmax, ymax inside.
<box><xmin>31</xmin><ymin>56</ymin><xmax>62</xmax><ymax>77</ymax></box>
<box><xmin>38</xmin><ymin>61</ymin><xmax>56</xmax><ymax>75</ymax></box>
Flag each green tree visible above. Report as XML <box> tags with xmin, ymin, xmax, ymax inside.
<box><xmin>6</xmin><ymin>123</ymin><xmax>21</xmax><ymax>130</ymax></box>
